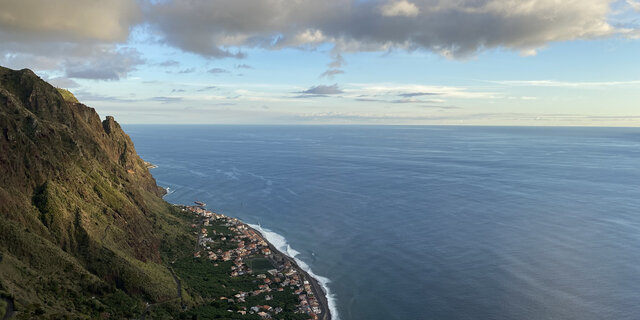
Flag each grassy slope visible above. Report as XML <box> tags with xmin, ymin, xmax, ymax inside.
<box><xmin>56</xmin><ymin>88</ymin><xmax>79</xmax><ymax>103</ymax></box>
<box><xmin>0</xmin><ymin>67</ymin><xmax>197</xmax><ymax>319</ymax></box>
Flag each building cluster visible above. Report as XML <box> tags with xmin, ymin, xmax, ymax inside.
<box><xmin>181</xmin><ymin>205</ymin><xmax>324</xmax><ymax>319</ymax></box>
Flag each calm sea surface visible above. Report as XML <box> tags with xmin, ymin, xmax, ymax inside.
<box><xmin>126</xmin><ymin>125</ymin><xmax>640</xmax><ymax>320</ymax></box>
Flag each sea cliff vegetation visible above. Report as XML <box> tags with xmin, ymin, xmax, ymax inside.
<box><xmin>0</xmin><ymin>66</ymin><xmax>197</xmax><ymax>318</ymax></box>
<box><xmin>0</xmin><ymin>66</ymin><xmax>324</xmax><ymax>320</ymax></box>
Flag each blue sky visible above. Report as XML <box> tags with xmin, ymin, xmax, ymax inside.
<box><xmin>1</xmin><ymin>0</ymin><xmax>639</xmax><ymax>125</ymax></box>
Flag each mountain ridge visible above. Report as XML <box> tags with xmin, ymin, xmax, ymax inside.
<box><xmin>0</xmin><ymin>66</ymin><xmax>194</xmax><ymax>318</ymax></box>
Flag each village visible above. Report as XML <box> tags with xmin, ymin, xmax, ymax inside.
<box><xmin>181</xmin><ymin>204</ymin><xmax>326</xmax><ymax>320</ymax></box>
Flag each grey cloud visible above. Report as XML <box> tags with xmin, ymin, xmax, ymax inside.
<box><xmin>398</xmin><ymin>92</ymin><xmax>440</xmax><ymax>98</ymax></box>
<box><xmin>292</xmin><ymin>94</ymin><xmax>331</xmax><ymax>99</ymax></box>
<box><xmin>75</xmin><ymin>91</ymin><xmax>137</xmax><ymax>103</ymax></box>
<box><xmin>198</xmin><ymin>86</ymin><xmax>218</xmax><ymax>92</ymax></box>
<box><xmin>355</xmin><ymin>97</ymin><xmax>446</xmax><ymax>104</ymax></box>
<box><xmin>150</xmin><ymin>96</ymin><xmax>184</xmax><ymax>103</ymax></box>
<box><xmin>415</xmin><ymin>105</ymin><xmax>460</xmax><ymax>109</ymax></box>
<box><xmin>171</xmin><ymin>89</ymin><xmax>186</xmax><ymax>93</ymax></box>
<box><xmin>64</xmin><ymin>47</ymin><xmax>144</xmax><ymax>80</ymax></box>
<box><xmin>391</xmin><ymin>98</ymin><xmax>435</xmax><ymax>104</ymax></box>
<box><xmin>48</xmin><ymin>77</ymin><xmax>80</xmax><ymax>88</ymax></box>
<box><xmin>177</xmin><ymin>67</ymin><xmax>196</xmax><ymax>74</ymax></box>
<box><xmin>320</xmin><ymin>69</ymin><xmax>344</xmax><ymax>78</ymax></box>
<box><xmin>299</xmin><ymin>84</ymin><xmax>343</xmax><ymax>95</ymax></box>
<box><xmin>159</xmin><ymin>60</ymin><xmax>180</xmax><ymax>67</ymax></box>
<box><xmin>0</xmin><ymin>0</ymin><xmax>633</xmax><ymax>82</ymax></box>
<box><xmin>235</xmin><ymin>64</ymin><xmax>254</xmax><ymax>69</ymax></box>
<box><xmin>356</xmin><ymin>98</ymin><xmax>384</xmax><ymax>102</ymax></box>
<box><xmin>328</xmin><ymin>53</ymin><xmax>345</xmax><ymax>68</ymax></box>
<box><xmin>0</xmin><ymin>0</ymin><xmax>142</xmax><ymax>81</ymax></box>
<box><xmin>147</xmin><ymin>0</ymin><xmax>624</xmax><ymax>59</ymax></box>
<box><xmin>0</xmin><ymin>0</ymin><xmax>141</xmax><ymax>43</ymax></box>
<box><xmin>208</xmin><ymin>68</ymin><xmax>229</xmax><ymax>74</ymax></box>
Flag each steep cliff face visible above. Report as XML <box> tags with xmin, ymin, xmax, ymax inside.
<box><xmin>0</xmin><ymin>66</ymin><xmax>192</xmax><ymax>318</ymax></box>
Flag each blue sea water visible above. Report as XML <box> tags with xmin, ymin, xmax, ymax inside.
<box><xmin>125</xmin><ymin>125</ymin><xmax>640</xmax><ymax>320</ymax></box>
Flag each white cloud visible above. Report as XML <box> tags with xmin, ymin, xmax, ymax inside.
<box><xmin>353</xmin><ymin>83</ymin><xmax>498</xmax><ymax>99</ymax></box>
<box><xmin>380</xmin><ymin>0</ymin><xmax>420</xmax><ymax>17</ymax></box>
<box><xmin>492</xmin><ymin>79</ymin><xmax>640</xmax><ymax>88</ymax></box>
<box><xmin>627</xmin><ymin>0</ymin><xmax>640</xmax><ymax>11</ymax></box>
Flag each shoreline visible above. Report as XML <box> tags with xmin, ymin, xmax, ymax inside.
<box><xmin>246</xmin><ymin>224</ymin><xmax>332</xmax><ymax>320</ymax></box>
<box><xmin>179</xmin><ymin>203</ymin><xmax>333</xmax><ymax>319</ymax></box>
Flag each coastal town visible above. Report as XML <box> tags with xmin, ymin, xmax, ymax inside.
<box><xmin>177</xmin><ymin>203</ymin><xmax>330</xmax><ymax>320</ymax></box>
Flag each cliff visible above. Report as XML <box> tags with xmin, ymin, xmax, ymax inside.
<box><xmin>0</xmin><ymin>66</ymin><xmax>194</xmax><ymax>318</ymax></box>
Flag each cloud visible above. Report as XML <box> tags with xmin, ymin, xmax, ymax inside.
<box><xmin>298</xmin><ymin>84</ymin><xmax>344</xmax><ymax>95</ymax></box>
<box><xmin>627</xmin><ymin>0</ymin><xmax>640</xmax><ymax>11</ymax></box>
<box><xmin>208</xmin><ymin>68</ymin><xmax>229</xmax><ymax>74</ymax></box>
<box><xmin>159</xmin><ymin>60</ymin><xmax>180</xmax><ymax>67</ymax></box>
<box><xmin>380</xmin><ymin>1</ymin><xmax>420</xmax><ymax>17</ymax></box>
<box><xmin>235</xmin><ymin>64</ymin><xmax>254</xmax><ymax>69</ymax></box>
<box><xmin>354</xmin><ymin>96</ymin><xmax>446</xmax><ymax>105</ymax></box>
<box><xmin>355</xmin><ymin>98</ymin><xmax>384</xmax><ymax>102</ymax></box>
<box><xmin>64</xmin><ymin>47</ymin><xmax>144</xmax><ymax>80</ymax></box>
<box><xmin>74</xmin><ymin>90</ymin><xmax>137</xmax><ymax>103</ymax></box>
<box><xmin>0</xmin><ymin>0</ymin><xmax>144</xmax><ymax>81</ymax></box>
<box><xmin>391</xmin><ymin>98</ymin><xmax>438</xmax><ymax>104</ymax></box>
<box><xmin>320</xmin><ymin>69</ymin><xmax>345</xmax><ymax>78</ymax></box>
<box><xmin>198</xmin><ymin>86</ymin><xmax>218</xmax><ymax>92</ymax></box>
<box><xmin>47</xmin><ymin>77</ymin><xmax>80</xmax><ymax>88</ymax></box>
<box><xmin>328</xmin><ymin>53</ymin><xmax>345</xmax><ymax>68</ymax></box>
<box><xmin>149</xmin><ymin>96</ymin><xmax>184</xmax><ymax>103</ymax></box>
<box><xmin>177</xmin><ymin>67</ymin><xmax>196</xmax><ymax>74</ymax></box>
<box><xmin>0</xmin><ymin>0</ymin><xmax>635</xmax><ymax>82</ymax></box>
<box><xmin>357</xmin><ymin>83</ymin><xmax>497</xmax><ymax>99</ymax></box>
<box><xmin>146</xmin><ymin>0</ymin><xmax>625</xmax><ymax>59</ymax></box>
<box><xmin>0</xmin><ymin>0</ymin><xmax>141</xmax><ymax>43</ymax></box>
<box><xmin>398</xmin><ymin>92</ymin><xmax>440</xmax><ymax>98</ymax></box>
<box><xmin>491</xmin><ymin>79</ymin><xmax>640</xmax><ymax>88</ymax></box>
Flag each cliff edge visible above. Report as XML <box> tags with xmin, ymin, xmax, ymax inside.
<box><xmin>0</xmin><ymin>66</ymin><xmax>193</xmax><ymax>318</ymax></box>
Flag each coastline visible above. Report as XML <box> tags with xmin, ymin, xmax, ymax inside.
<box><xmin>246</xmin><ymin>224</ymin><xmax>332</xmax><ymax>320</ymax></box>
<box><xmin>179</xmin><ymin>203</ymin><xmax>333</xmax><ymax>319</ymax></box>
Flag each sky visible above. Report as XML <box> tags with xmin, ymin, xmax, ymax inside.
<box><xmin>1</xmin><ymin>0</ymin><xmax>639</xmax><ymax>126</ymax></box>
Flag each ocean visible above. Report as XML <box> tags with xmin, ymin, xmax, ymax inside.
<box><xmin>125</xmin><ymin>125</ymin><xmax>640</xmax><ymax>320</ymax></box>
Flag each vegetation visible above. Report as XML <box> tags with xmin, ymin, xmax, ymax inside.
<box><xmin>174</xmin><ymin>258</ymin><xmax>257</xmax><ymax>298</ymax></box>
<box><xmin>0</xmin><ymin>66</ymin><xmax>192</xmax><ymax>318</ymax></box>
<box><xmin>0</xmin><ymin>66</ymin><xmax>314</xmax><ymax>319</ymax></box>
<box><xmin>55</xmin><ymin>88</ymin><xmax>79</xmax><ymax>103</ymax></box>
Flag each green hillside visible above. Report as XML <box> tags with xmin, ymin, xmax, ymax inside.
<box><xmin>0</xmin><ymin>66</ymin><xmax>196</xmax><ymax>319</ymax></box>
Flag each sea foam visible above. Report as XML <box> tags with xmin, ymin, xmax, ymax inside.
<box><xmin>248</xmin><ymin>223</ymin><xmax>340</xmax><ymax>320</ymax></box>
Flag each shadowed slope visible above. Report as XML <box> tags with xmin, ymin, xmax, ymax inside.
<box><xmin>0</xmin><ymin>66</ymin><xmax>195</xmax><ymax>318</ymax></box>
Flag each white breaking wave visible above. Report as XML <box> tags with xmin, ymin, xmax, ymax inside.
<box><xmin>248</xmin><ymin>223</ymin><xmax>340</xmax><ymax>320</ymax></box>
<box><xmin>163</xmin><ymin>187</ymin><xmax>175</xmax><ymax>198</ymax></box>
